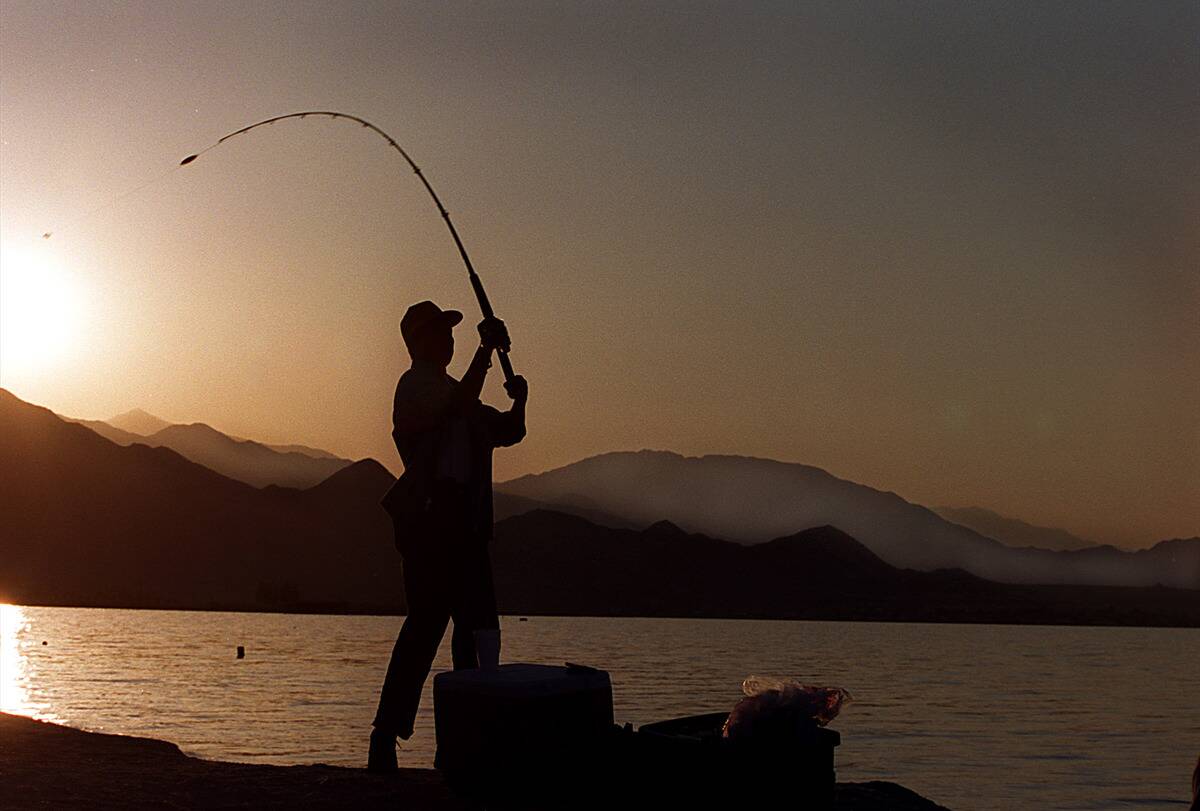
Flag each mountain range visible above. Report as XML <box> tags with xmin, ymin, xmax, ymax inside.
<box><xmin>2</xmin><ymin>389</ymin><xmax>397</xmax><ymax>610</ymax></box>
<box><xmin>489</xmin><ymin>511</ymin><xmax>1199</xmax><ymax>625</ymax></box>
<box><xmin>931</xmin><ymin>506</ymin><xmax>1097</xmax><ymax>551</ymax></box>
<box><xmin>1</xmin><ymin>388</ymin><xmax>1196</xmax><ymax>625</ymax></box>
<box><xmin>65</xmin><ymin>410</ymin><xmax>352</xmax><ymax>489</ymax></box>
<box><xmin>496</xmin><ymin>452</ymin><xmax>1199</xmax><ymax>589</ymax></box>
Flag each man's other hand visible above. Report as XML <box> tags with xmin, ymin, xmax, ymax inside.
<box><xmin>504</xmin><ymin>375</ymin><xmax>529</xmax><ymax>403</ymax></box>
<box><xmin>478</xmin><ymin>317</ymin><xmax>511</xmax><ymax>353</ymax></box>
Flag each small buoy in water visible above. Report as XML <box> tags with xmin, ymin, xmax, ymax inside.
<box><xmin>236</xmin><ymin>645</ymin><xmax>245</xmax><ymax>659</ymax></box>
<box><xmin>42</xmin><ymin>640</ymin><xmax>48</xmax><ymax>645</ymax></box>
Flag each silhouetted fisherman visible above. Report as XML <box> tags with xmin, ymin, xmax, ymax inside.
<box><xmin>369</xmin><ymin>300</ymin><xmax>528</xmax><ymax>772</ymax></box>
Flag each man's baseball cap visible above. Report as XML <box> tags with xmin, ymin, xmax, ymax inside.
<box><xmin>400</xmin><ymin>300</ymin><xmax>463</xmax><ymax>348</ymax></box>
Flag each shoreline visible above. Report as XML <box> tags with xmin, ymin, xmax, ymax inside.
<box><xmin>7</xmin><ymin>599</ymin><xmax>1200</xmax><ymax>630</ymax></box>
<box><xmin>0</xmin><ymin>713</ymin><xmax>948</xmax><ymax>809</ymax></box>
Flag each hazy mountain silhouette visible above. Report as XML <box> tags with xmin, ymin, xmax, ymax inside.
<box><xmin>64</xmin><ymin>417</ymin><xmax>145</xmax><ymax>446</ymax></box>
<box><xmin>3</xmin><ymin>389</ymin><xmax>1196</xmax><ymax>623</ymax></box>
<box><xmin>0</xmin><ymin>389</ymin><xmax>398</xmax><ymax>611</ymax></box>
<box><xmin>492</xmin><ymin>490</ymin><xmax>639</xmax><ymax>529</ymax></box>
<box><xmin>256</xmin><ymin>441</ymin><xmax>343</xmax><ymax>460</ymax></box>
<box><xmin>933</xmin><ymin>506</ymin><xmax>1099</xmax><ymax>551</ymax></box>
<box><xmin>489</xmin><ymin>511</ymin><xmax>1200</xmax><ymax>625</ymax></box>
<box><xmin>67</xmin><ymin>412</ymin><xmax>353</xmax><ymax>489</ymax></box>
<box><xmin>106</xmin><ymin>407</ymin><xmax>172</xmax><ymax>436</ymax></box>
<box><xmin>106</xmin><ymin>407</ymin><xmax>342</xmax><ymax>461</ymax></box>
<box><xmin>138</xmin><ymin>423</ymin><xmax>352</xmax><ymax>489</ymax></box>
<box><xmin>498</xmin><ymin>451</ymin><xmax>1199</xmax><ymax>589</ymax></box>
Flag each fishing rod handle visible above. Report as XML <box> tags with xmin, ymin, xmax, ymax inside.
<box><xmin>495</xmin><ymin>349</ymin><xmax>516</xmax><ymax>384</ymax></box>
<box><xmin>467</xmin><ymin>270</ymin><xmax>517</xmax><ymax>384</ymax></box>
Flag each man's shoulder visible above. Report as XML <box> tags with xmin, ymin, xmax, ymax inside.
<box><xmin>395</xmin><ymin>366</ymin><xmax>455</xmax><ymax>403</ymax></box>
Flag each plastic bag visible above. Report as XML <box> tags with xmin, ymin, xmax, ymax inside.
<box><xmin>722</xmin><ymin>676</ymin><xmax>851</xmax><ymax>741</ymax></box>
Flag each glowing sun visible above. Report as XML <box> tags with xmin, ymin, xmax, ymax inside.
<box><xmin>0</xmin><ymin>246</ymin><xmax>87</xmax><ymax>380</ymax></box>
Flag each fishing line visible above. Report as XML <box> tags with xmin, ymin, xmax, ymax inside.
<box><xmin>40</xmin><ymin>162</ymin><xmax>185</xmax><ymax>241</ymax></box>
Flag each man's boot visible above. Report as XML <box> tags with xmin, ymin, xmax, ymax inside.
<box><xmin>474</xmin><ymin>629</ymin><xmax>501</xmax><ymax>670</ymax></box>
<box><xmin>367</xmin><ymin>728</ymin><xmax>398</xmax><ymax>773</ymax></box>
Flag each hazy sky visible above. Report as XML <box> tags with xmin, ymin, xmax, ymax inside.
<box><xmin>1</xmin><ymin>1</ymin><xmax>1196</xmax><ymax>546</ymax></box>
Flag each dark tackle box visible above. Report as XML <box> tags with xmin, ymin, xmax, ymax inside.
<box><xmin>433</xmin><ymin>662</ymin><xmax>614</xmax><ymax>790</ymax></box>
<box><xmin>628</xmin><ymin>712</ymin><xmax>842</xmax><ymax>809</ymax></box>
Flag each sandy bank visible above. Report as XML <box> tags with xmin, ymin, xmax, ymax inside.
<box><xmin>0</xmin><ymin>712</ymin><xmax>947</xmax><ymax>809</ymax></box>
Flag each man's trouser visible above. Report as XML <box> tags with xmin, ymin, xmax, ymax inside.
<box><xmin>372</xmin><ymin>521</ymin><xmax>499</xmax><ymax>739</ymax></box>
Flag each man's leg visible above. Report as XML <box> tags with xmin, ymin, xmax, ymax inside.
<box><xmin>373</xmin><ymin>545</ymin><xmax>452</xmax><ymax>741</ymax></box>
<box><xmin>450</xmin><ymin>621</ymin><xmax>478</xmax><ymax>670</ymax></box>
<box><xmin>470</xmin><ymin>541</ymin><xmax>500</xmax><ymax>631</ymax></box>
<box><xmin>452</xmin><ymin>541</ymin><xmax>501</xmax><ymax>668</ymax></box>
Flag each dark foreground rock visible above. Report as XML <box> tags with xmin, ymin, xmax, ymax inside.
<box><xmin>0</xmin><ymin>713</ymin><xmax>948</xmax><ymax>809</ymax></box>
<box><xmin>0</xmin><ymin>713</ymin><xmax>466</xmax><ymax>810</ymax></box>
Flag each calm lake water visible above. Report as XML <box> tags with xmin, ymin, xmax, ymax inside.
<box><xmin>1</xmin><ymin>606</ymin><xmax>1196</xmax><ymax>809</ymax></box>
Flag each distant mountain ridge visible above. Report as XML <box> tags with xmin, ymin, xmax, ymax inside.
<box><xmin>143</xmin><ymin>423</ymin><xmax>352</xmax><ymax>489</ymax></box>
<box><xmin>65</xmin><ymin>409</ymin><xmax>352</xmax><ymax>489</ymax></box>
<box><xmin>498</xmin><ymin>451</ymin><xmax>1199</xmax><ymax>589</ymax></box>
<box><xmin>1</xmin><ymin>388</ymin><xmax>398</xmax><ymax>611</ymax></box>
<box><xmin>67</xmin><ymin>417</ymin><xmax>145</xmax><ymax>447</ymax></box>
<box><xmin>490</xmin><ymin>511</ymin><xmax>1199</xmax><ymax>624</ymax></box>
<box><xmin>2</xmin><ymin>388</ymin><xmax>1198</xmax><ymax>625</ymax></box>
<box><xmin>253</xmin><ymin>441</ymin><xmax>342</xmax><ymax>461</ymax></box>
<box><xmin>932</xmin><ymin>506</ymin><xmax>1097</xmax><ymax>551</ymax></box>
<box><xmin>106</xmin><ymin>408</ymin><xmax>171</xmax><ymax>436</ymax></box>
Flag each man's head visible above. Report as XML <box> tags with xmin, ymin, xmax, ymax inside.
<box><xmin>400</xmin><ymin>300</ymin><xmax>462</xmax><ymax>367</ymax></box>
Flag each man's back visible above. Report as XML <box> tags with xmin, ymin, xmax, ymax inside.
<box><xmin>391</xmin><ymin>362</ymin><xmax>525</xmax><ymax>540</ymax></box>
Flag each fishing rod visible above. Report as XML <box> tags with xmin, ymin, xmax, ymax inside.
<box><xmin>179</xmin><ymin>111</ymin><xmax>516</xmax><ymax>383</ymax></box>
<box><xmin>45</xmin><ymin>110</ymin><xmax>516</xmax><ymax>382</ymax></box>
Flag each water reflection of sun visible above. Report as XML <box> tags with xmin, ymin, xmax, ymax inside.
<box><xmin>1</xmin><ymin>604</ymin><xmax>32</xmax><ymax>714</ymax></box>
